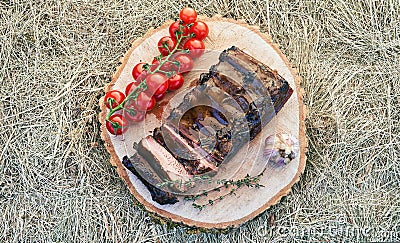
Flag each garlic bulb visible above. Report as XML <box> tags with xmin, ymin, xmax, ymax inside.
<box><xmin>264</xmin><ymin>133</ymin><xmax>299</xmax><ymax>166</ymax></box>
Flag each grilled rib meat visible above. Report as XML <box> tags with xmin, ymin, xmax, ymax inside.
<box><xmin>123</xmin><ymin>47</ymin><xmax>293</xmax><ymax>205</ymax></box>
<box><xmin>214</xmin><ymin>46</ymin><xmax>293</xmax><ymax>113</ymax></box>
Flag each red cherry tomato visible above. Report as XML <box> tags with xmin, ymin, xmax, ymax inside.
<box><xmin>125</xmin><ymin>82</ymin><xmax>136</xmax><ymax>96</ymax></box>
<box><xmin>106</xmin><ymin>114</ymin><xmax>128</xmax><ymax>135</ymax></box>
<box><xmin>104</xmin><ymin>90</ymin><xmax>125</xmax><ymax>109</ymax></box>
<box><xmin>173</xmin><ymin>53</ymin><xmax>194</xmax><ymax>73</ymax></box>
<box><xmin>125</xmin><ymin>110</ymin><xmax>145</xmax><ymax>123</ymax></box>
<box><xmin>123</xmin><ymin>101</ymin><xmax>146</xmax><ymax>123</ymax></box>
<box><xmin>146</xmin><ymin>73</ymin><xmax>169</xmax><ymax>96</ymax></box>
<box><xmin>158</xmin><ymin>36</ymin><xmax>177</xmax><ymax>56</ymax></box>
<box><xmin>168</xmin><ymin>74</ymin><xmax>184</xmax><ymax>91</ymax></box>
<box><xmin>132</xmin><ymin>92</ymin><xmax>156</xmax><ymax>111</ymax></box>
<box><xmin>126</xmin><ymin>83</ymin><xmax>156</xmax><ymax>110</ymax></box>
<box><xmin>179</xmin><ymin>7</ymin><xmax>197</xmax><ymax>24</ymax></box>
<box><xmin>153</xmin><ymin>92</ymin><xmax>166</xmax><ymax>101</ymax></box>
<box><xmin>169</xmin><ymin>21</ymin><xmax>189</xmax><ymax>39</ymax></box>
<box><xmin>189</xmin><ymin>21</ymin><xmax>209</xmax><ymax>40</ymax></box>
<box><xmin>132</xmin><ymin>62</ymin><xmax>148</xmax><ymax>81</ymax></box>
<box><xmin>183</xmin><ymin>38</ymin><xmax>205</xmax><ymax>58</ymax></box>
<box><xmin>123</xmin><ymin>103</ymin><xmax>146</xmax><ymax>123</ymax></box>
<box><xmin>136</xmin><ymin>70</ymin><xmax>149</xmax><ymax>83</ymax></box>
<box><xmin>150</xmin><ymin>60</ymin><xmax>159</xmax><ymax>72</ymax></box>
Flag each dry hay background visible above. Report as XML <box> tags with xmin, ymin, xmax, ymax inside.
<box><xmin>0</xmin><ymin>0</ymin><xmax>399</xmax><ymax>242</ymax></box>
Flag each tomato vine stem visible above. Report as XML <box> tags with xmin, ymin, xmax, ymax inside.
<box><xmin>105</xmin><ymin>30</ymin><xmax>189</xmax><ymax>122</ymax></box>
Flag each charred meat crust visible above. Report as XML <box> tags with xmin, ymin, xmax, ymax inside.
<box><xmin>215</xmin><ymin>46</ymin><xmax>293</xmax><ymax>113</ymax></box>
<box><xmin>198</xmin><ymin>71</ymin><xmax>271</xmax><ymax>140</ymax></box>
<box><xmin>122</xmin><ymin>156</ymin><xmax>178</xmax><ymax>205</ymax></box>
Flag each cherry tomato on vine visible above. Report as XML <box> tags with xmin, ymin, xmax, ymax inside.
<box><xmin>125</xmin><ymin>110</ymin><xmax>145</xmax><ymax>123</ymax></box>
<box><xmin>150</xmin><ymin>60</ymin><xmax>158</xmax><ymax>72</ymax></box>
<box><xmin>136</xmin><ymin>72</ymin><xmax>149</xmax><ymax>83</ymax></box>
<box><xmin>104</xmin><ymin>90</ymin><xmax>125</xmax><ymax>109</ymax></box>
<box><xmin>132</xmin><ymin>62</ymin><xmax>148</xmax><ymax>81</ymax></box>
<box><xmin>153</xmin><ymin>92</ymin><xmax>166</xmax><ymax>101</ymax></box>
<box><xmin>183</xmin><ymin>38</ymin><xmax>205</xmax><ymax>58</ymax></box>
<box><xmin>123</xmin><ymin>101</ymin><xmax>146</xmax><ymax>123</ymax></box>
<box><xmin>173</xmin><ymin>53</ymin><xmax>194</xmax><ymax>73</ymax></box>
<box><xmin>189</xmin><ymin>21</ymin><xmax>209</xmax><ymax>40</ymax></box>
<box><xmin>168</xmin><ymin>74</ymin><xmax>184</xmax><ymax>91</ymax></box>
<box><xmin>136</xmin><ymin>92</ymin><xmax>156</xmax><ymax>111</ymax></box>
<box><xmin>123</xmin><ymin>103</ymin><xmax>145</xmax><ymax>123</ymax></box>
<box><xmin>179</xmin><ymin>7</ymin><xmax>197</xmax><ymax>24</ymax></box>
<box><xmin>146</xmin><ymin>73</ymin><xmax>169</xmax><ymax>96</ymax></box>
<box><xmin>125</xmin><ymin>82</ymin><xmax>136</xmax><ymax>96</ymax></box>
<box><xmin>158</xmin><ymin>36</ymin><xmax>177</xmax><ymax>56</ymax></box>
<box><xmin>106</xmin><ymin>114</ymin><xmax>128</xmax><ymax>135</ymax></box>
<box><xmin>169</xmin><ymin>21</ymin><xmax>189</xmax><ymax>39</ymax></box>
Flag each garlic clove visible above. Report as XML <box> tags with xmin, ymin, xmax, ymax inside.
<box><xmin>263</xmin><ymin>133</ymin><xmax>299</xmax><ymax>166</ymax></box>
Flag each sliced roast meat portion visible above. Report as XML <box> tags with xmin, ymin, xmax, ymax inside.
<box><xmin>122</xmin><ymin>156</ymin><xmax>178</xmax><ymax>205</ymax></box>
<box><xmin>177</xmin><ymin>124</ymin><xmax>227</xmax><ymax>165</ymax></box>
<box><xmin>153</xmin><ymin>124</ymin><xmax>218</xmax><ymax>175</ymax></box>
<box><xmin>163</xmin><ymin>124</ymin><xmax>218</xmax><ymax>172</ymax></box>
<box><xmin>137</xmin><ymin>136</ymin><xmax>192</xmax><ymax>192</ymax></box>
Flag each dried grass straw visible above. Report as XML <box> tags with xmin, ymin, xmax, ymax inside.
<box><xmin>0</xmin><ymin>0</ymin><xmax>399</xmax><ymax>242</ymax></box>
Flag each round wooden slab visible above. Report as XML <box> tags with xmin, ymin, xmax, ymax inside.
<box><xmin>99</xmin><ymin>16</ymin><xmax>307</xmax><ymax>229</ymax></box>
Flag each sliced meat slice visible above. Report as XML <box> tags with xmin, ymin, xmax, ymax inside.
<box><xmin>128</xmin><ymin>153</ymin><xmax>165</xmax><ymax>187</ymax></box>
<box><xmin>176</xmin><ymin>122</ymin><xmax>228</xmax><ymax>166</ymax></box>
<box><xmin>137</xmin><ymin>136</ymin><xmax>192</xmax><ymax>191</ymax></box>
<box><xmin>162</xmin><ymin>124</ymin><xmax>218</xmax><ymax>172</ymax></box>
<box><xmin>153</xmin><ymin>126</ymin><xmax>199</xmax><ymax>174</ymax></box>
<box><xmin>153</xmin><ymin>125</ymin><xmax>218</xmax><ymax>175</ymax></box>
<box><xmin>122</xmin><ymin>155</ymin><xmax>178</xmax><ymax>205</ymax></box>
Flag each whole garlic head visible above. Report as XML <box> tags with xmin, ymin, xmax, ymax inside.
<box><xmin>264</xmin><ymin>133</ymin><xmax>299</xmax><ymax>166</ymax></box>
